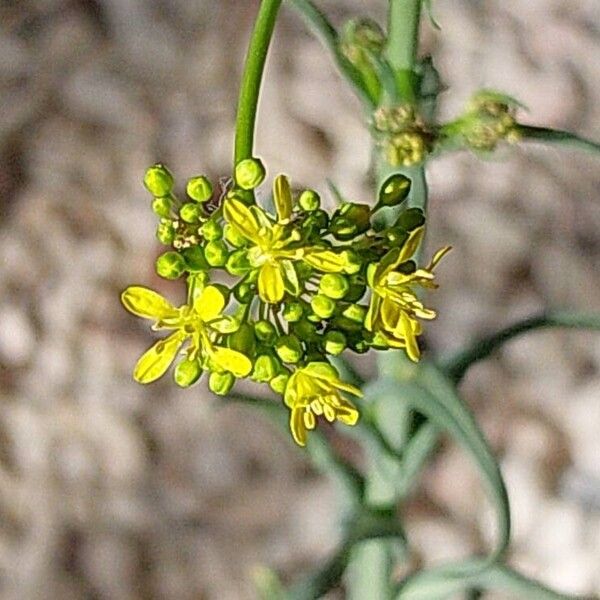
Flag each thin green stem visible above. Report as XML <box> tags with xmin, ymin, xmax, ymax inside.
<box><xmin>385</xmin><ymin>0</ymin><xmax>423</xmax><ymax>103</ymax></box>
<box><xmin>443</xmin><ymin>311</ymin><xmax>600</xmax><ymax>384</ymax></box>
<box><xmin>234</xmin><ymin>0</ymin><xmax>283</xmax><ymax>166</ymax></box>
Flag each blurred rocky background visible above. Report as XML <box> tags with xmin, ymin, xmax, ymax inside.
<box><xmin>0</xmin><ymin>0</ymin><xmax>599</xmax><ymax>598</ymax></box>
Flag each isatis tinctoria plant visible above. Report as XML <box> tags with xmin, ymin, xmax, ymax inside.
<box><xmin>121</xmin><ymin>1</ymin><xmax>600</xmax><ymax>598</ymax></box>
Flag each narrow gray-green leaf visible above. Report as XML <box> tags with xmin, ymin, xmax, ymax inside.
<box><xmin>397</xmin><ymin>559</ymin><xmax>586</xmax><ymax>600</ymax></box>
<box><xmin>518</xmin><ymin>125</ymin><xmax>600</xmax><ymax>155</ymax></box>
<box><xmin>443</xmin><ymin>311</ymin><xmax>600</xmax><ymax>384</ymax></box>
<box><xmin>286</xmin><ymin>0</ymin><xmax>376</xmax><ymax>107</ymax></box>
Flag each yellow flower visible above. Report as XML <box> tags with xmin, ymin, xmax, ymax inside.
<box><xmin>121</xmin><ymin>285</ymin><xmax>252</xmax><ymax>383</ymax></box>
<box><xmin>223</xmin><ymin>174</ymin><xmax>353</xmax><ymax>304</ymax></box>
<box><xmin>365</xmin><ymin>227</ymin><xmax>451</xmax><ymax>362</ymax></box>
<box><xmin>284</xmin><ymin>362</ymin><xmax>362</xmax><ymax>446</ymax></box>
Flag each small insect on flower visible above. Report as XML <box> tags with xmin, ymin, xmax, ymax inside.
<box><xmin>121</xmin><ymin>285</ymin><xmax>252</xmax><ymax>385</ymax></box>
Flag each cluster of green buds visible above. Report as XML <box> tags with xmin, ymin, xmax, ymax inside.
<box><xmin>442</xmin><ymin>90</ymin><xmax>523</xmax><ymax>153</ymax></box>
<box><xmin>372</xmin><ymin>104</ymin><xmax>434</xmax><ymax>167</ymax></box>
<box><xmin>122</xmin><ymin>160</ymin><xmax>450</xmax><ymax>445</ymax></box>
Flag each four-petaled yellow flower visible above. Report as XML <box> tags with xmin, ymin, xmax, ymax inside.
<box><xmin>284</xmin><ymin>362</ymin><xmax>362</xmax><ymax>446</ymax></box>
<box><xmin>366</xmin><ymin>227</ymin><xmax>451</xmax><ymax>362</ymax></box>
<box><xmin>121</xmin><ymin>285</ymin><xmax>252</xmax><ymax>383</ymax></box>
<box><xmin>223</xmin><ymin>174</ymin><xmax>354</xmax><ymax>303</ymax></box>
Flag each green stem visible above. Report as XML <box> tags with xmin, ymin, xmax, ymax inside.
<box><xmin>234</xmin><ymin>0</ymin><xmax>283</xmax><ymax>166</ymax></box>
<box><xmin>385</xmin><ymin>0</ymin><xmax>422</xmax><ymax>103</ymax></box>
<box><xmin>443</xmin><ymin>311</ymin><xmax>600</xmax><ymax>384</ymax></box>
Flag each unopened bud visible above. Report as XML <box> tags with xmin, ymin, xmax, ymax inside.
<box><xmin>269</xmin><ymin>372</ymin><xmax>289</xmax><ymax>394</ymax></box>
<box><xmin>282</xmin><ymin>301</ymin><xmax>303</xmax><ymax>323</ymax></box>
<box><xmin>298</xmin><ymin>189</ymin><xmax>320</xmax><ymax>212</ymax></box>
<box><xmin>228</xmin><ymin>323</ymin><xmax>256</xmax><ymax>355</ymax></box>
<box><xmin>319</xmin><ymin>273</ymin><xmax>349</xmax><ymax>300</ymax></box>
<box><xmin>208</xmin><ymin>371</ymin><xmax>235</xmax><ymax>396</ymax></box>
<box><xmin>224</xmin><ymin>223</ymin><xmax>247</xmax><ymax>248</ymax></box>
<box><xmin>204</xmin><ymin>240</ymin><xmax>228</xmax><ymax>267</ymax></box>
<box><xmin>275</xmin><ymin>335</ymin><xmax>303</xmax><ymax>364</ymax></box>
<box><xmin>186</xmin><ymin>175</ymin><xmax>213</xmax><ymax>203</ymax></box>
<box><xmin>378</xmin><ymin>173</ymin><xmax>411</xmax><ymax>208</ymax></box>
<box><xmin>251</xmin><ymin>354</ymin><xmax>280</xmax><ymax>383</ymax></box>
<box><xmin>201</xmin><ymin>219</ymin><xmax>222</xmax><ymax>241</ymax></box>
<box><xmin>182</xmin><ymin>246</ymin><xmax>208</xmax><ymax>272</ymax></box>
<box><xmin>234</xmin><ymin>157</ymin><xmax>266</xmax><ymax>190</ymax></box>
<box><xmin>179</xmin><ymin>202</ymin><xmax>203</xmax><ymax>224</ymax></box>
<box><xmin>144</xmin><ymin>164</ymin><xmax>174</xmax><ymax>197</ymax></box>
<box><xmin>152</xmin><ymin>196</ymin><xmax>172</xmax><ymax>218</ymax></box>
<box><xmin>255</xmin><ymin>320</ymin><xmax>277</xmax><ymax>344</ymax></box>
<box><xmin>330</xmin><ymin>203</ymin><xmax>370</xmax><ymax>241</ymax></box>
<box><xmin>226</xmin><ymin>249</ymin><xmax>252</xmax><ymax>276</ymax></box>
<box><xmin>174</xmin><ymin>359</ymin><xmax>202</xmax><ymax>387</ymax></box>
<box><xmin>311</xmin><ymin>294</ymin><xmax>335</xmax><ymax>319</ymax></box>
<box><xmin>155</xmin><ymin>251</ymin><xmax>186</xmax><ymax>280</ymax></box>
<box><xmin>324</xmin><ymin>330</ymin><xmax>347</xmax><ymax>356</ymax></box>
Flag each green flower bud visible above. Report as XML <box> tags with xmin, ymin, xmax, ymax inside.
<box><xmin>386</xmin><ymin>226</ymin><xmax>409</xmax><ymax>247</ymax></box>
<box><xmin>201</xmin><ymin>219</ymin><xmax>222</xmax><ymax>241</ymax></box>
<box><xmin>378</xmin><ymin>173</ymin><xmax>411</xmax><ymax>208</ymax></box>
<box><xmin>234</xmin><ymin>157</ymin><xmax>266</xmax><ymax>190</ymax></box>
<box><xmin>152</xmin><ymin>196</ymin><xmax>172</xmax><ymax>218</ymax></box>
<box><xmin>226</xmin><ymin>249</ymin><xmax>252</xmax><ymax>276</ymax></box>
<box><xmin>311</xmin><ymin>294</ymin><xmax>336</xmax><ymax>319</ymax></box>
<box><xmin>186</xmin><ymin>175</ymin><xmax>213</xmax><ymax>203</ymax></box>
<box><xmin>251</xmin><ymin>354</ymin><xmax>280</xmax><ymax>383</ymax></box>
<box><xmin>144</xmin><ymin>164</ymin><xmax>174</xmax><ymax>197</ymax></box>
<box><xmin>319</xmin><ymin>273</ymin><xmax>349</xmax><ymax>300</ymax></box>
<box><xmin>179</xmin><ymin>202</ymin><xmax>203</xmax><ymax>224</ymax></box>
<box><xmin>204</xmin><ymin>240</ymin><xmax>228</xmax><ymax>267</ymax></box>
<box><xmin>255</xmin><ymin>320</ymin><xmax>277</xmax><ymax>344</ymax></box>
<box><xmin>182</xmin><ymin>246</ymin><xmax>208</xmax><ymax>272</ymax></box>
<box><xmin>345</xmin><ymin>282</ymin><xmax>367</xmax><ymax>303</ymax></box>
<box><xmin>395</xmin><ymin>207</ymin><xmax>425</xmax><ymax>232</ymax></box>
<box><xmin>298</xmin><ymin>189</ymin><xmax>320</xmax><ymax>212</ymax></box>
<box><xmin>275</xmin><ymin>335</ymin><xmax>303</xmax><ymax>364</ymax></box>
<box><xmin>208</xmin><ymin>371</ymin><xmax>235</xmax><ymax>396</ymax></box>
<box><xmin>295</xmin><ymin>261</ymin><xmax>314</xmax><ymax>280</ymax></box>
<box><xmin>282</xmin><ymin>301</ymin><xmax>303</xmax><ymax>322</ymax></box>
<box><xmin>324</xmin><ymin>331</ymin><xmax>347</xmax><ymax>356</ymax></box>
<box><xmin>233</xmin><ymin>281</ymin><xmax>254</xmax><ymax>304</ymax></box>
<box><xmin>156</xmin><ymin>220</ymin><xmax>175</xmax><ymax>245</ymax></box>
<box><xmin>343</xmin><ymin>304</ymin><xmax>367</xmax><ymax>324</ymax></box>
<box><xmin>174</xmin><ymin>359</ymin><xmax>203</xmax><ymax>387</ymax></box>
<box><xmin>292</xmin><ymin>319</ymin><xmax>317</xmax><ymax>340</ymax></box>
<box><xmin>310</xmin><ymin>209</ymin><xmax>329</xmax><ymax>230</ymax></box>
<box><xmin>330</xmin><ymin>203</ymin><xmax>370</xmax><ymax>241</ymax></box>
<box><xmin>269</xmin><ymin>372</ymin><xmax>289</xmax><ymax>394</ymax></box>
<box><xmin>228</xmin><ymin>323</ymin><xmax>256</xmax><ymax>356</ymax></box>
<box><xmin>155</xmin><ymin>251</ymin><xmax>186</xmax><ymax>279</ymax></box>
<box><xmin>342</xmin><ymin>250</ymin><xmax>362</xmax><ymax>275</ymax></box>
<box><xmin>224</xmin><ymin>223</ymin><xmax>247</xmax><ymax>248</ymax></box>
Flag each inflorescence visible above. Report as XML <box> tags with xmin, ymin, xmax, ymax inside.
<box><xmin>122</xmin><ymin>160</ymin><xmax>450</xmax><ymax>445</ymax></box>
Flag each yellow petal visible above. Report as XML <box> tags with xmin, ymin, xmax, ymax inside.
<box><xmin>121</xmin><ymin>286</ymin><xmax>178</xmax><ymax>320</ymax></box>
<box><xmin>133</xmin><ymin>330</ymin><xmax>186</xmax><ymax>384</ymax></box>
<box><xmin>273</xmin><ymin>174</ymin><xmax>292</xmax><ymax>223</ymax></box>
<box><xmin>210</xmin><ymin>346</ymin><xmax>252</xmax><ymax>377</ymax></box>
<box><xmin>303</xmin><ymin>249</ymin><xmax>348</xmax><ymax>273</ymax></box>
<box><xmin>281</xmin><ymin>259</ymin><xmax>300</xmax><ymax>296</ymax></box>
<box><xmin>258</xmin><ymin>262</ymin><xmax>285</xmax><ymax>303</ymax></box>
<box><xmin>223</xmin><ymin>196</ymin><xmax>263</xmax><ymax>245</ymax></box>
<box><xmin>364</xmin><ymin>293</ymin><xmax>381</xmax><ymax>332</ymax></box>
<box><xmin>428</xmin><ymin>245</ymin><xmax>452</xmax><ymax>270</ymax></box>
<box><xmin>290</xmin><ymin>408</ymin><xmax>307</xmax><ymax>446</ymax></box>
<box><xmin>397</xmin><ymin>226</ymin><xmax>425</xmax><ymax>263</ymax></box>
<box><xmin>194</xmin><ymin>285</ymin><xmax>226</xmax><ymax>321</ymax></box>
<box><xmin>336</xmin><ymin>400</ymin><xmax>360</xmax><ymax>426</ymax></box>
<box><xmin>400</xmin><ymin>311</ymin><xmax>420</xmax><ymax>362</ymax></box>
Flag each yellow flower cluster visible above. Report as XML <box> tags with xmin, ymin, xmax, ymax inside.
<box><xmin>122</xmin><ymin>160</ymin><xmax>449</xmax><ymax>445</ymax></box>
